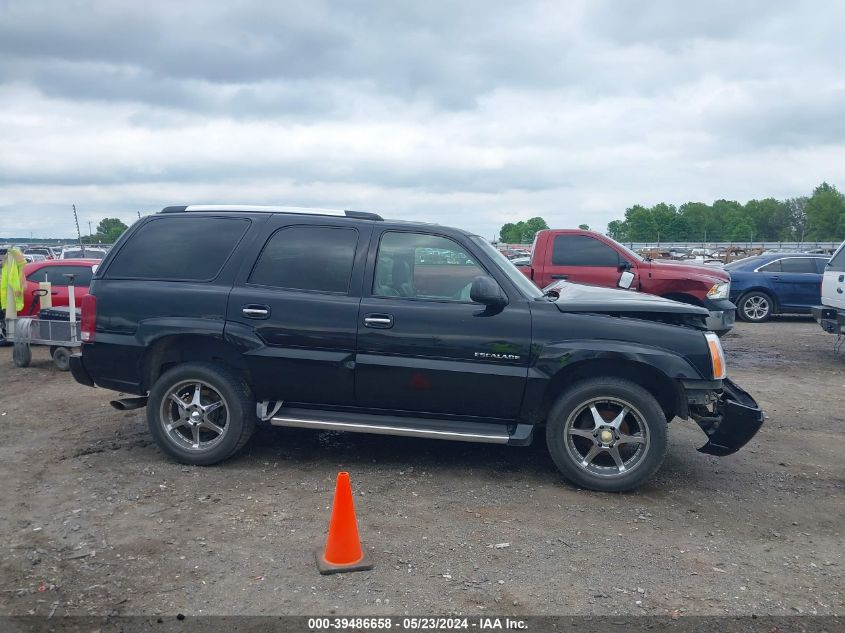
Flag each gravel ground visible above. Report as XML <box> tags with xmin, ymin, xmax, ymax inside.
<box><xmin>0</xmin><ymin>319</ymin><xmax>842</xmax><ymax>617</ymax></box>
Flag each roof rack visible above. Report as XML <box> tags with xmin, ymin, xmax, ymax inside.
<box><xmin>159</xmin><ymin>205</ymin><xmax>383</xmax><ymax>221</ymax></box>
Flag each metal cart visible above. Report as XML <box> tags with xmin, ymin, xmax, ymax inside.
<box><xmin>5</xmin><ymin>277</ymin><xmax>81</xmax><ymax>371</ymax></box>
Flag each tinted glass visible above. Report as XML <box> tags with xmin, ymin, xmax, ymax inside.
<box><xmin>758</xmin><ymin>260</ymin><xmax>781</xmax><ymax>272</ymax></box>
<box><xmin>815</xmin><ymin>258</ymin><xmax>829</xmax><ymax>273</ymax></box>
<box><xmin>249</xmin><ymin>226</ymin><xmax>358</xmax><ymax>293</ymax></box>
<box><xmin>374</xmin><ymin>232</ymin><xmax>485</xmax><ymax>301</ymax></box>
<box><xmin>27</xmin><ymin>265</ymin><xmax>93</xmax><ymax>286</ymax></box>
<box><xmin>552</xmin><ymin>235</ymin><xmax>619</xmax><ymax>267</ymax></box>
<box><xmin>779</xmin><ymin>257</ymin><xmax>820</xmax><ymax>273</ymax></box>
<box><xmin>107</xmin><ymin>217</ymin><xmax>248</xmax><ymax>280</ymax></box>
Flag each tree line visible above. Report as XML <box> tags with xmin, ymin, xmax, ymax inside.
<box><xmin>606</xmin><ymin>182</ymin><xmax>845</xmax><ymax>243</ymax></box>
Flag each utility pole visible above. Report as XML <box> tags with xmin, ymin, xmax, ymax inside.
<box><xmin>72</xmin><ymin>204</ymin><xmax>85</xmax><ymax>257</ymax></box>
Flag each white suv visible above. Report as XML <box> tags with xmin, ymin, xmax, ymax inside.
<box><xmin>813</xmin><ymin>241</ymin><xmax>845</xmax><ymax>333</ymax></box>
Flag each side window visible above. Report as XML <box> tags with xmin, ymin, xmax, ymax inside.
<box><xmin>552</xmin><ymin>235</ymin><xmax>620</xmax><ymax>267</ymax></box>
<box><xmin>373</xmin><ymin>232</ymin><xmax>485</xmax><ymax>301</ymax></box>
<box><xmin>27</xmin><ymin>266</ymin><xmax>93</xmax><ymax>286</ymax></box>
<box><xmin>816</xmin><ymin>258</ymin><xmax>829</xmax><ymax>274</ymax></box>
<box><xmin>758</xmin><ymin>260</ymin><xmax>782</xmax><ymax>273</ymax></box>
<box><xmin>106</xmin><ymin>217</ymin><xmax>249</xmax><ymax>281</ymax></box>
<box><xmin>780</xmin><ymin>258</ymin><xmax>819</xmax><ymax>274</ymax></box>
<box><xmin>249</xmin><ymin>226</ymin><xmax>358</xmax><ymax>294</ymax></box>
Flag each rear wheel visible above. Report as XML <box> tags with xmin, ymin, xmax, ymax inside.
<box><xmin>738</xmin><ymin>291</ymin><xmax>773</xmax><ymax>322</ymax></box>
<box><xmin>546</xmin><ymin>377</ymin><xmax>668</xmax><ymax>492</ymax></box>
<box><xmin>146</xmin><ymin>362</ymin><xmax>256</xmax><ymax>466</ymax></box>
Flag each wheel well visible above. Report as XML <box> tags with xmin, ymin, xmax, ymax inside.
<box><xmin>538</xmin><ymin>359</ymin><xmax>684</xmax><ymax>424</ymax></box>
<box><xmin>142</xmin><ymin>335</ymin><xmax>248</xmax><ymax>391</ymax></box>
<box><xmin>738</xmin><ymin>287</ymin><xmax>778</xmax><ymax>311</ymax></box>
<box><xmin>661</xmin><ymin>293</ymin><xmax>704</xmax><ymax>307</ymax></box>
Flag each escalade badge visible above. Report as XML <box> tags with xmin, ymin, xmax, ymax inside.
<box><xmin>474</xmin><ymin>352</ymin><xmax>520</xmax><ymax>360</ymax></box>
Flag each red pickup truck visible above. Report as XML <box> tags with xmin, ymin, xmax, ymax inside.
<box><xmin>518</xmin><ymin>229</ymin><xmax>735</xmax><ymax>334</ymax></box>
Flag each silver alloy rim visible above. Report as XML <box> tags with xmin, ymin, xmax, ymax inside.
<box><xmin>743</xmin><ymin>295</ymin><xmax>769</xmax><ymax>320</ymax></box>
<box><xmin>563</xmin><ymin>397</ymin><xmax>650</xmax><ymax>478</ymax></box>
<box><xmin>160</xmin><ymin>380</ymin><xmax>229</xmax><ymax>451</ymax></box>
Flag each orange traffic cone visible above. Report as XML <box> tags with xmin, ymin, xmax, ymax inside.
<box><xmin>316</xmin><ymin>472</ymin><xmax>373</xmax><ymax>574</ymax></box>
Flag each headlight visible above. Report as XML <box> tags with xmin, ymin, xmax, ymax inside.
<box><xmin>704</xmin><ymin>332</ymin><xmax>726</xmax><ymax>379</ymax></box>
<box><xmin>707</xmin><ymin>281</ymin><xmax>730</xmax><ymax>300</ymax></box>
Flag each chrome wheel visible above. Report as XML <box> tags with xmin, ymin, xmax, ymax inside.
<box><xmin>160</xmin><ymin>380</ymin><xmax>229</xmax><ymax>451</ymax></box>
<box><xmin>742</xmin><ymin>295</ymin><xmax>770</xmax><ymax>320</ymax></box>
<box><xmin>564</xmin><ymin>397</ymin><xmax>650</xmax><ymax>478</ymax></box>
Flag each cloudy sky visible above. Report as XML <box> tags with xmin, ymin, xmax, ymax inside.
<box><xmin>1</xmin><ymin>0</ymin><xmax>843</xmax><ymax>239</ymax></box>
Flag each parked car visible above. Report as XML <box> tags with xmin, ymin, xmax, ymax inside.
<box><xmin>60</xmin><ymin>247</ymin><xmax>107</xmax><ymax>260</ymax></box>
<box><xmin>69</xmin><ymin>205</ymin><xmax>763</xmax><ymax>492</ymax></box>
<box><xmin>725</xmin><ymin>253</ymin><xmax>828</xmax><ymax>322</ymax></box>
<box><xmin>21</xmin><ymin>259</ymin><xmax>98</xmax><ymax>316</ymax></box>
<box><xmin>24</xmin><ymin>247</ymin><xmax>54</xmax><ymax>260</ymax></box>
<box><xmin>517</xmin><ymin>229</ymin><xmax>736</xmax><ymax>335</ymax></box>
<box><xmin>812</xmin><ymin>241</ymin><xmax>845</xmax><ymax>334</ymax></box>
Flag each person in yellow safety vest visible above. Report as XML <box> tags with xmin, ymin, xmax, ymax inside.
<box><xmin>1</xmin><ymin>247</ymin><xmax>26</xmax><ymax>315</ymax></box>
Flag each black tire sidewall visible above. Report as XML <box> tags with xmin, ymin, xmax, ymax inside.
<box><xmin>739</xmin><ymin>291</ymin><xmax>773</xmax><ymax>322</ymax></box>
<box><xmin>13</xmin><ymin>343</ymin><xmax>31</xmax><ymax>367</ymax></box>
<box><xmin>52</xmin><ymin>346</ymin><xmax>71</xmax><ymax>371</ymax></box>
<box><xmin>546</xmin><ymin>377</ymin><xmax>668</xmax><ymax>492</ymax></box>
<box><xmin>146</xmin><ymin>362</ymin><xmax>255</xmax><ymax>466</ymax></box>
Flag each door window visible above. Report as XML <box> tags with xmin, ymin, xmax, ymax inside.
<box><xmin>757</xmin><ymin>260</ymin><xmax>781</xmax><ymax>273</ymax></box>
<box><xmin>778</xmin><ymin>258</ymin><xmax>819</xmax><ymax>274</ymax></box>
<box><xmin>249</xmin><ymin>226</ymin><xmax>359</xmax><ymax>294</ymax></box>
<box><xmin>373</xmin><ymin>232</ymin><xmax>485</xmax><ymax>301</ymax></box>
<box><xmin>552</xmin><ymin>235</ymin><xmax>620</xmax><ymax>266</ymax></box>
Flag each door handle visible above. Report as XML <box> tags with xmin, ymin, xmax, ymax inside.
<box><xmin>770</xmin><ymin>276</ymin><xmax>780</xmax><ymax>280</ymax></box>
<box><xmin>242</xmin><ymin>305</ymin><xmax>270</xmax><ymax>319</ymax></box>
<box><xmin>551</xmin><ymin>274</ymin><xmax>568</xmax><ymax>280</ymax></box>
<box><xmin>363</xmin><ymin>314</ymin><xmax>394</xmax><ymax>328</ymax></box>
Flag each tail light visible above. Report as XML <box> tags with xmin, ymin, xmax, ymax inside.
<box><xmin>81</xmin><ymin>294</ymin><xmax>97</xmax><ymax>343</ymax></box>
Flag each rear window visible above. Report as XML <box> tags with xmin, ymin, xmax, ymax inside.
<box><xmin>27</xmin><ymin>265</ymin><xmax>93</xmax><ymax>286</ymax></box>
<box><xmin>552</xmin><ymin>235</ymin><xmax>620</xmax><ymax>267</ymax></box>
<box><xmin>106</xmin><ymin>217</ymin><xmax>249</xmax><ymax>281</ymax></box>
<box><xmin>249</xmin><ymin>225</ymin><xmax>358</xmax><ymax>294</ymax></box>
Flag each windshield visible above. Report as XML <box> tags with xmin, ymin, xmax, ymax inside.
<box><xmin>470</xmin><ymin>236</ymin><xmax>544</xmax><ymax>299</ymax></box>
<box><xmin>63</xmin><ymin>249</ymin><xmax>105</xmax><ymax>259</ymax></box>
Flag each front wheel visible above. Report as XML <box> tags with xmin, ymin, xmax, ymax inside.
<box><xmin>146</xmin><ymin>362</ymin><xmax>256</xmax><ymax>466</ymax></box>
<box><xmin>546</xmin><ymin>377</ymin><xmax>668</xmax><ymax>492</ymax></box>
<box><xmin>738</xmin><ymin>291</ymin><xmax>773</xmax><ymax>322</ymax></box>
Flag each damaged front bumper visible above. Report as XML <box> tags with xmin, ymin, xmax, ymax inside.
<box><xmin>690</xmin><ymin>378</ymin><xmax>764</xmax><ymax>456</ymax></box>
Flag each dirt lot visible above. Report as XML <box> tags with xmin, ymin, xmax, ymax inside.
<box><xmin>0</xmin><ymin>319</ymin><xmax>842</xmax><ymax>617</ymax></box>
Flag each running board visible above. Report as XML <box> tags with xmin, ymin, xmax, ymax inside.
<box><xmin>269</xmin><ymin>408</ymin><xmax>533</xmax><ymax>445</ymax></box>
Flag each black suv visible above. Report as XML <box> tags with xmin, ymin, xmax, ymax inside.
<box><xmin>70</xmin><ymin>205</ymin><xmax>763</xmax><ymax>491</ymax></box>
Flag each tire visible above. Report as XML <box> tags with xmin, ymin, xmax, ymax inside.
<box><xmin>51</xmin><ymin>346</ymin><xmax>71</xmax><ymax>371</ymax></box>
<box><xmin>738</xmin><ymin>291</ymin><xmax>773</xmax><ymax>323</ymax></box>
<box><xmin>12</xmin><ymin>342</ymin><xmax>31</xmax><ymax>368</ymax></box>
<box><xmin>546</xmin><ymin>377</ymin><xmax>668</xmax><ymax>492</ymax></box>
<box><xmin>146</xmin><ymin>362</ymin><xmax>256</xmax><ymax>466</ymax></box>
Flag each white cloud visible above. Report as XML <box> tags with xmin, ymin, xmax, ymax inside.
<box><xmin>0</xmin><ymin>0</ymin><xmax>843</xmax><ymax>239</ymax></box>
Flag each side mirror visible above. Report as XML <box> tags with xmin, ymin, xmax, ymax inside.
<box><xmin>618</xmin><ymin>270</ymin><xmax>635</xmax><ymax>290</ymax></box>
<box><xmin>618</xmin><ymin>260</ymin><xmax>632</xmax><ymax>271</ymax></box>
<box><xmin>470</xmin><ymin>276</ymin><xmax>508</xmax><ymax>307</ymax></box>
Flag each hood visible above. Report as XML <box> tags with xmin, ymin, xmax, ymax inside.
<box><xmin>648</xmin><ymin>259</ymin><xmax>729</xmax><ymax>281</ymax></box>
<box><xmin>551</xmin><ymin>282</ymin><xmax>709</xmax><ymax>316</ymax></box>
